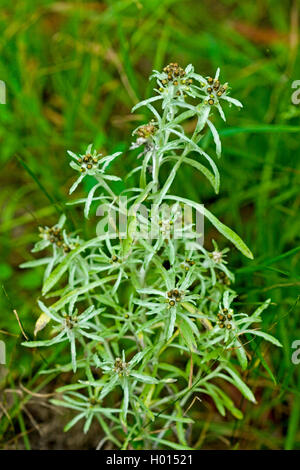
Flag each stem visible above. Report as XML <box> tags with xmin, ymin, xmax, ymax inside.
<box><xmin>155</xmin><ymin>106</ymin><xmax>207</xmax><ymax>207</ymax></box>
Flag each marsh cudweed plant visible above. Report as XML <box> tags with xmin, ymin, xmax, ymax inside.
<box><xmin>21</xmin><ymin>63</ymin><xmax>281</xmax><ymax>449</ymax></box>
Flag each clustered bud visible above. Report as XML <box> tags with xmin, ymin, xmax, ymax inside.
<box><xmin>216</xmin><ymin>270</ymin><xmax>231</xmax><ymax>286</ymax></box>
<box><xmin>62</xmin><ymin>312</ymin><xmax>78</xmax><ymax>329</ymax></box>
<box><xmin>136</xmin><ymin>122</ymin><xmax>157</xmax><ymax>139</ymax></box>
<box><xmin>211</xmin><ymin>250</ymin><xmax>223</xmax><ymax>263</ymax></box>
<box><xmin>78</xmin><ymin>152</ymin><xmax>100</xmax><ymax>172</ymax></box>
<box><xmin>217</xmin><ymin>308</ymin><xmax>234</xmax><ymax>329</ymax></box>
<box><xmin>166</xmin><ymin>288</ymin><xmax>183</xmax><ymax>307</ymax></box>
<box><xmin>114</xmin><ymin>357</ymin><xmax>129</xmax><ymax>376</ymax></box>
<box><xmin>203</xmin><ymin>76</ymin><xmax>228</xmax><ymax>106</ymax></box>
<box><xmin>180</xmin><ymin>258</ymin><xmax>195</xmax><ymax>272</ymax></box>
<box><xmin>160</xmin><ymin>63</ymin><xmax>193</xmax><ymax>91</ymax></box>
<box><xmin>39</xmin><ymin>226</ymin><xmax>71</xmax><ymax>253</ymax></box>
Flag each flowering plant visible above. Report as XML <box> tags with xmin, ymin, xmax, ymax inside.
<box><xmin>21</xmin><ymin>63</ymin><xmax>281</xmax><ymax>449</ymax></box>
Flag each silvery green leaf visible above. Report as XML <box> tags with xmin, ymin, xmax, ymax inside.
<box><xmin>121</xmin><ymin>378</ymin><xmax>129</xmax><ymax>421</ymax></box>
<box><xmin>83</xmin><ymin>412</ymin><xmax>93</xmax><ymax>434</ymax></box>
<box><xmin>22</xmin><ymin>330</ymin><xmax>66</xmax><ymax>348</ymax></box>
<box><xmin>50</xmin><ymin>399</ymin><xmax>85</xmax><ymax>412</ymax></box>
<box><xmin>166</xmin><ymin>307</ymin><xmax>177</xmax><ymax>340</ymax></box>
<box><xmin>20</xmin><ymin>257</ymin><xmax>52</xmax><ymax>268</ymax></box>
<box><xmin>216</xmin><ymin>103</ymin><xmax>226</xmax><ymax>121</ymax></box>
<box><xmin>165</xmin><ymin>195</ymin><xmax>254</xmax><ymax>259</ymax></box>
<box><xmin>222</xmin><ymin>95</ymin><xmax>243</xmax><ymax>108</ymax></box>
<box><xmin>101</xmin><ymin>174</ymin><xmax>121</xmax><ymax>181</ymax></box>
<box><xmin>84</xmin><ymin>183</ymin><xmax>102</xmax><ymax>219</ymax></box>
<box><xmin>128</xmin><ymin>348</ymin><xmax>151</xmax><ymax>368</ymax></box>
<box><xmin>37</xmin><ymin>299</ymin><xmax>62</xmax><ymax>323</ymax></box>
<box><xmin>57</xmin><ymin>213</ymin><xmax>66</xmax><ymax>228</ymax></box>
<box><xmin>100</xmin><ymin>375</ymin><xmax>119</xmax><ymax>399</ymax></box>
<box><xmin>215</xmin><ymin>68</ymin><xmax>220</xmax><ymax>80</ymax></box>
<box><xmin>69</xmin><ymin>174</ymin><xmax>85</xmax><ymax>194</ymax></box>
<box><xmin>70</xmin><ymin>161</ymin><xmax>81</xmax><ymax>171</ymax></box>
<box><xmin>195</xmin><ymin>105</ymin><xmax>210</xmax><ymax>133</ymax></box>
<box><xmin>64</xmin><ymin>412</ymin><xmax>85</xmax><ymax>432</ymax></box>
<box><xmin>163</xmin><ymin>155</ymin><xmax>218</xmax><ymax>193</ymax></box>
<box><xmin>31</xmin><ymin>239</ymin><xmax>50</xmax><ymax>252</ymax></box>
<box><xmin>235</xmin><ymin>339</ymin><xmax>248</xmax><ymax>371</ymax></box>
<box><xmin>101</xmin><ymin>152</ymin><xmax>122</xmax><ymax>170</ymax></box>
<box><xmin>207</xmin><ymin>119</ymin><xmax>221</xmax><ymax>158</ymax></box>
<box><xmin>67</xmin><ymin>150</ymin><xmax>79</xmax><ymax>160</ymax></box>
<box><xmin>221</xmin><ymin>366</ymin><xmax>256</xmax><ymax>403</ymax></box>
<box><xmin>184</xmin><ymin>63</ymin><xmax>194</xmax><ymax>74</ymax></box>
<box><xmin>42</xmin><ymin>236</ymin><xmax>108</xmax><ymax>295</ymax></box>
<box><xmin>131</xmin><ymin>95</ymin><xmax>162</xmax><ymax>112</ymax></box>
<box><xmin>130</xmin><ymin>372</ymin><xmax>159</xmax><ymax>384</ymax></box>
<box><xmin>252</xmin><ymin>299</ymin><xmax>271</xmax><ymax>319</ymax></box>
<box><xmin>242</xmin><ymin>330</ymin><xmax>282</xmax><ymax>347</ymax></box>
<box><xmin>70</xmin><ymin>334</ymin><xmax>77</xmax><ymax>372</ymax></box>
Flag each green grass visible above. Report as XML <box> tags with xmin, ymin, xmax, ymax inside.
<box><xmin>0</xmin><ymin>0</ymin><xmax>299</xmax><ymax>449</ymax></box>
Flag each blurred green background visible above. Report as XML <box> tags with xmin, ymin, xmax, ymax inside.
<box><xmin>0</xmin><ymin>0</ymin><xmax>299</xmax><ymax>449</ymax></box>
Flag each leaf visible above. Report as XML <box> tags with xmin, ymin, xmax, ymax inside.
<box><xmin>181</xmin><ymin>302</ymin><xmax>213</xmax><ymax>330</ymax></box>
<box><xmin>121</xmin><ymin>378</ymin><xmax>129</xmax><ymax>422</ymax></box>
<box><xmin>64</xmin><ymin>412</ymin><xmax>85</xmax><ymax>432</ymax></box>
<box><xmin>122</xmin><ymin>181</ymin><xmax>155</xmax><ymax>256</ymax></box>
<box><xmin>242</xmin><ymin>329</ymin><xmax>282</xmax><ymax>347</ymax></box>
<box><xmin>163</xmin><ymin>155</ymin><xmax>218</xmax><ymax>193</ymax></box>
<box><xmin>252</xmin><ymin>298</ymin><xmax>271</xmax><ymax>319</ymax></box>
<box><xmin>167</xmin><ymin>128</ymin><xmax>220</xmax><ymax>192</ymax></box>
<box><xmin>130</xmin><ymin>372</ymin><xmax>159</xmax><ymax>384</ymax></box>
<box><xmin>158</xmin><ymin>362</ymin><xmax>187</xmax><ymax>379</ymax></box>
<box><xmin>128</xmin><ymin>348</ymin><xmax>151</xmax><ymax>368</ymax></box>
<box><xmin>207</xmin><ymin>384</ymin><xmax>243</xmax><ymax>419</ymax></box>
<box><xmin>221</xmin><ymin>95</ymin><xmax>243</xmax><ymax>108</ymax></box>
<box><xmin>22</xmin><ymin>330</ymin><xmax>66</xmax><ymax>348</ymax></box>
<box><xmin>84</xmin><ymin>182</ymin><xmax>102</xmax><ymax>219</ymax></box>
<box><xmin>34</xmin><ymin>312</ymin><xmax>51</xmax><ymax>337</ymax></box>
<box><xmin>42</xmin><ymin>236</ymin><xmax>107</xmax><ymax>295</ymax></box>
<box><xmin>131</xmin><ymin>95</ymin><xmax>162</xmax><ymax>112</ymax></box>
<box><xmin>56</xmin><ymin>383</ymin><xmax>89</xmax><ymax>393</ymax></box>
<box><xmin>69</xmin><ymin>174</ymin><xmax>85</xmax><ymax>194</ymax></box>
<box><xmin>159</xmin><ymin>413</ymin><xmax>194</xmax><ymax>424</ymax></box>
<box><xmin>165</xmin><ymin>195</ymin><xmax>254</xmax><ymax>259</ymax></box>
<box><xmin>222</xmin><ymin>366</ymin><xmax>256</xmax><ymax>403</ymax></box>
<box><xmin>83</xmin><ymin>413</ymin><xmax>93</xmax><ymax>434</ymax></box>
<box><xmin>37</xmin><ymin>299</ymin><xmax>62</xmax><ymax>322</ymax></box>
<box><xmin>100</xmin><ymin>375</ymin><xmax>119</xmax><ymax>399</ymax></box>
<box><xmin>50</xmin><ymin>275</ymin><xmax>117</xmax><ymax>311</ymax></box>
<box><xmin>166</xmin><ymin>307</ymin><xmax>177</xmax><ymax>340</ymax></box>
<box><xmin>207</xmin><ymin>119</ymin><xmax>221</xmax><ymax>157</ymax></box>
<box><xmin>142</xmin><ymin>435</ymin><xmax>193</xmax><ymax>450</ymax></box>
<box><xmin>235</xmin><ymin>339</ymin><xmax>248</xmax><ymax>371</ymax></box>
<box><xmin>254</xmin><ymin>347</ymin><xmax>277</xmax><ymax>385</ymax></box>
<box><xmin>20</xmin><ymin>258</ymin><xmax>53</xmax><ymax>268</ymax></box>
<box><xmin>177</xmin><ymin>316</ymin><xmax>197</xmax><ymax>351</ymax></box>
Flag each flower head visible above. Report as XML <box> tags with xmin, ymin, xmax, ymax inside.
<box><xmin>195</xmin><ymin>68</ymin><xmax>243</xmax><ymax>121</ymax></box>
<box><xmin>32</xmin><ymin>214</ymin><xmax>80</xmax><ymax>254</ymax></box>
<box><xmin>130</xmin><ymin>120</ymin><xmax>158</xmax><ymax>157</ymax></box>
<box><xmin>151</xmin><ymin>63</ymin><xmax>201</xmax><ymax>104</ymax></box>
<box><xmin>67</xmin><ymin>144</ymin><xmax>121</xmax><ymax>194</ymax></box>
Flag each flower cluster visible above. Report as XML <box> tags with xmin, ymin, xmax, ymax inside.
<box><xmin>68</xmin><ymin>143</ymin><xmax>121</xmax><ymax>195</ymax></box>
<box><xmin>203</xmin><ymin>75</ymin><xmax>228</xmax><ymax>106</ymax></box>
<box><xmin>130</xmin><ymin>120</ymin><xmax>157</xmax><ymax>153</ymax></box>
<box><xmin>38</xmin><ymin>225</ymin><xmax>72</xmax><ymax>253</ymax></box>
<box><xmin>166</xmin><ymin>288</ymin><xmax>184</xmax><ymax>307</ymax></box>
<box><xmin>217</xmin><ymin>307</ymin><xmax>234</xmax><ymax>330</ymax></box>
